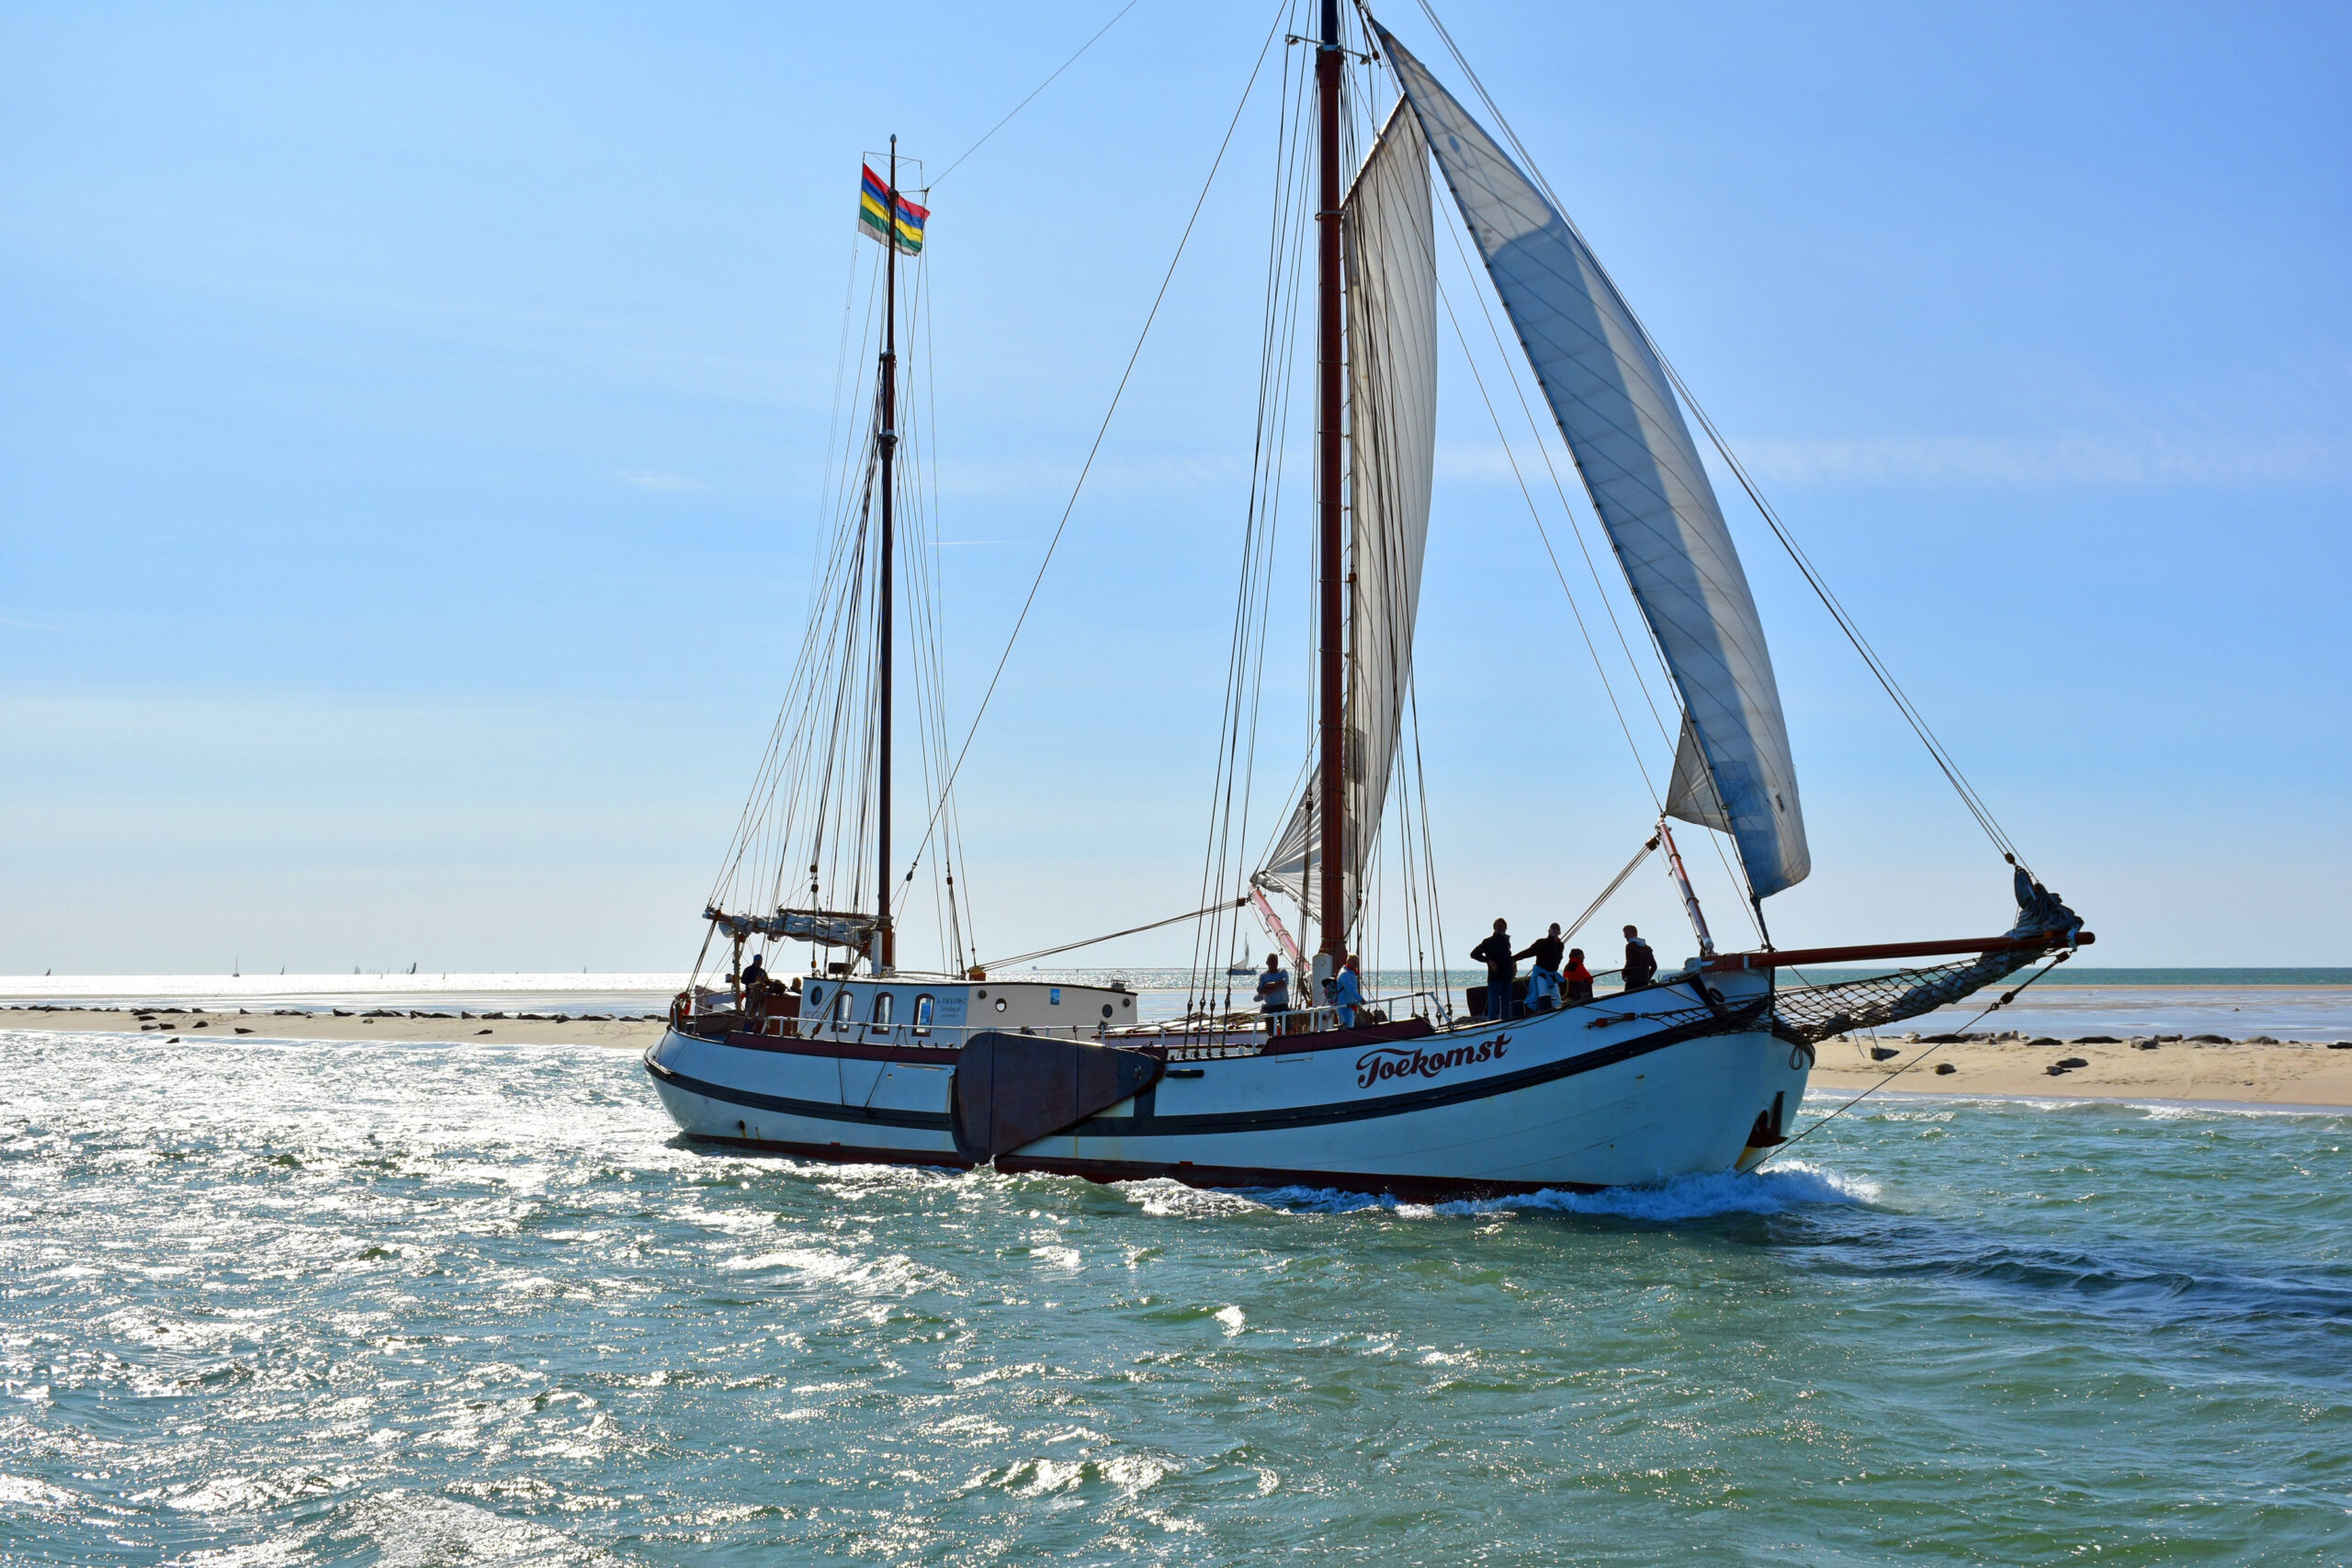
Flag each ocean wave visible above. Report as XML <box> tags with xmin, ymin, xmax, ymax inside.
<box><xmin>328</xmin><ymin>1491</ymin><xmax>619</xmax><ymax>1567</ymax></box>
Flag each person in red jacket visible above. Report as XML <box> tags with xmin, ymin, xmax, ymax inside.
<box><xmin>1562</xmin><ymin>947</ymin><xmax>1594</xmax><ymax>1005</ymax></box>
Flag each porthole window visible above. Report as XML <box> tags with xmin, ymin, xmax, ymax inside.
<box><xmin>1101</xmin><ymin>1003</ymin><xmax>1113</xmax><ymax>1018</ymax></box>
<box><xmin>912</xmin><ymin>994</ymin><xmax>935</xmax><ymax>1036</ymax></box>
<box><xmin>870</xmin><ymin>991</ymin><xmax>894</xmax><ymax>1028</ymax></box>
<box><xmin>994</xmin><ymin>998</ymin><xmax>1008</xmax><ymax>1013</ymax></box>
<box><xmin>807</xmin><ymin>986</ymin><xmax>823</xmax><ymax>1009</ymax></box>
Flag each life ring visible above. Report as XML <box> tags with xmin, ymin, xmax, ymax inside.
<box><xmin>670</xmin><ymin>991</ymin><xmax>692</xmax><ymax>1029</ymax></box>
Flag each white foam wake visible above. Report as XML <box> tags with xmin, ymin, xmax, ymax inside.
<box><xmin>1484</xmin><ymin>1159</ymin><xmax>1881</xmax><ymax>1220</ymax></box>
<box><xmin>1236</xmin><ymin>1160</ymin><xmax>1880</xmax><ymax>1221</ymax></box>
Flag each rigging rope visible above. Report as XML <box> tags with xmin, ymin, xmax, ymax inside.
<box><xmin>931</xmin><ymin>0</ymin><xmax>1146</xmax><ymax>188</ymax></box>
<box><xmin>1560</xmin><ymin>837</ymin><xmax>1658</xmax><ymax>946</ymax></box>
<box><xmin>896</xmin><ymin>0</ymin><xmax>1293</xmax><ymax>917</ymax></box>
<box><xmin>1191</xmin><ymin>17</ymin><xmax>1317</xmax><ymax>1016</ymax></box>
<box><xmin>980</xmin><ymin>898</ymin><xmax>1250</xmax><ymax>972</ymax></box>
<box><xmin>1757</xmin><ymin>948</ymin><xmax>2075</xmax><ymax>1166</ymax></box>
<box><xmin>1405</xmin><ymin>0</ymin><xmax>2030</xmax><ymax>879</ymax></box>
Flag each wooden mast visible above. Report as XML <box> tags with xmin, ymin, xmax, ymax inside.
<box><xmin>1314</xmin><ymin>0</ymin><xmax>1345</xmax><ymax>966</ymax></box>
<box><xmin>876</xmin><ymin>136</ymin><xmax>899</xmax><ymax>976</ymax></box>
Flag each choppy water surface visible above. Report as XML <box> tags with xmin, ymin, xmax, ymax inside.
<box><xmin>4</xmin><ymin>1031</ymin><xmax>2347</xmax><ymax>1565</ymax></box>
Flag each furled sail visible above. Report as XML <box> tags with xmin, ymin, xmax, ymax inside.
<box><xmin>1379</xmin><ymin>28</ymin><xmax>1810</xmax><ymax>897</ymax></box>
<box><xmin>1257</xmin><ymin>100</ymin><xmax>1439</xmax><ymax>932</ymax></box>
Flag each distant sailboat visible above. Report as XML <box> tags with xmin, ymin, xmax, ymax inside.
<box><xmin>643</xmin><ymin>7</ymin><xmax>2087</xmax><ymax>1198</ymax></box>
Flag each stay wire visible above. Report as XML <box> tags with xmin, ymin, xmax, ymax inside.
<box><xmin>931</xmin><ymin>0</ymin><xmax>1146</xmax><ymax>188</ymax></box>
<box><xmin>1396</xmin><ymin>31</ymin><xmax>1758</xmax><ymax>931</ymax></box>
<box><xmin>1409</xmin><ymin>0</ymin><xmax>2025</xmax><ymax>878</ymax></box>
<box><xmin>896</xmin><ymin>0</ymin><xmax>1293</xmax><ymax>909</ymax></box>
<box><xmin>982</xmin><ymin>898</ymin><xmax>1250</xmax><ymax>972</ymax></box>
<box><xmin>1434</xmin><ymin>274</ymin><xmax>1657</xmax><ymax>807</ymax></box>
<box><xmin>1758</xmin><ymin>948</ymin><xmax>2076</xmax><ymax>1167</ymax></box>
<box><xmin>1190</xmin><ymin>21</ymin><xmax>1311</xmax><ymax>1013</ymax></box>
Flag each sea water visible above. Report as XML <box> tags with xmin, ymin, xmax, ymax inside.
<box><xmin>3</xmin><ymin>1028</ymin><xmax>2347</xmax><ymax>1565</ymax></box>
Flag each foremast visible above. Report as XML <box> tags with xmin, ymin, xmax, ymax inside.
<box><xmin>876</xmin><ymin>136</ymin><xmax>901</xmax><ymax>977</ymax></box>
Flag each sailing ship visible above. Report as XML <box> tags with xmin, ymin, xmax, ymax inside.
<box><xmin>643</xmin><ymin>6</ymin><xmax>2088</xmax><ymax>1200</ymax></box>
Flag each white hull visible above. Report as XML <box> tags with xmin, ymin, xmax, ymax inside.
<box><xmin>644</xmin><ymin>969</ymin><xmax>1809</xmax><ymax>1199</ymax></box>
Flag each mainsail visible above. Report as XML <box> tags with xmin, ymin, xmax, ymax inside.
<box><xmin>1380</xmin><ymin>28</ymin><xmax>1811</xmax><ymax>898</ymax></box>
<box><xmin>1258</xmin><ymin>100</ymin><xmax>1439</xmax><ymax>932</ymax></box>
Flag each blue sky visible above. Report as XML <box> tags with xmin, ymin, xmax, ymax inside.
<box><xmin>5</xmin><ymin>1</ymin><xmax>2347</xmax><ymax>974</ymax></box>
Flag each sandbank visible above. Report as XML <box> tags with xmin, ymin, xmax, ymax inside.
<box><xmin>3</xmin><ymin>1005</ymin><xmax>664</xmax><ymax>1050</ymax></box>
<box><xmin>1808</xmin><ymin>1031</ymin><xmax>2352</xmax><ymax>1110</ymax></box>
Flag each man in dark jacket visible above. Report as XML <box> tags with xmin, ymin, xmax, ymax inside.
<box><xmin>1516</xmin><ymin>922</ymin><xmax>1565</xmax><ymax>976</ymax></box>
<box><xmin>740</xmin><ymin>951</ymin><xmax>770</xmax><ymax>1008</ymax></box>
<box><xmin>1470</xmin><ymin>918</ymin><xmax>1516</xmax><ymax>1021</ymax></box>
<box><xmin>1621</xmin><ymin>925</ymin><xmax>1657</xmax><ymax>991</ymax></box>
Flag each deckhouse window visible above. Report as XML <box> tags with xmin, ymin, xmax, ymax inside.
<box><xmin>911</xmin><ymin>994</ymin><xmax>935</xmax><ymax>1035</ymax></box>
<box><xmin>870</xmin><ymin>991</ymin><xmax>894</xmax><ymax>1028</ymax></box>
<box><xmin>831</xmin><ymin>991</ymin><xmax>854</xmax><ymax>1030</ymax></box>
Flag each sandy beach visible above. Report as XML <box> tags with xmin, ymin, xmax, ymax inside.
<box><xmin>3</xmin><ymin>1005</ymin><xmax>667</xmax><ymax>1051</ymax></box>
<box><xmin>11</xmin><ymin>1004</ymin><xmax>2349</xmax><ymax>1110</ymax></box>
<box><xmin>1809</xmin><ymin>1030</ymin><xmax>2352</xmax><ymax>1109</ymax></box>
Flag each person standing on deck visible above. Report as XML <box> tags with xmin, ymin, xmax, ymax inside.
<box><xmin>1332</xmin><ymin>953</ymin><xmax>1363</xmax><ymax>1027</ymax></box>
<box><xmin>1518</xmin><ymin>922</ymin><xmax>1566</xmax><ymax>1011</ymax></box>
<box><xmin>1621</xmin><ymin>926</ymin><xmax>1657</xmax><ymax>992</ymax></box>
<box><xmin>1255</xmin><ymin>953</ymin><xmax>1292</xmax><ymax>1017</ymax></box>
<box><xmin>1470</xmin><ymin>918</ymin><xmax>1518</xmax><ymax>1021</ymax></box>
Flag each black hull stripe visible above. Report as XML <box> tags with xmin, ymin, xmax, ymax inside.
<box><xmin>645</xmin><ymin>1057</ymin><xmax>956</xmax><ymax>1131</ymax></box>
<box><xmin>1074</xmin><ymin>1005</ymin><xmax>1765</xmax><ymax>1137</ymax></box>
<box><xmin>648</xmin><ymin>1005</ymin><xmax>1762</xmax><ymax>1138</ymax></box>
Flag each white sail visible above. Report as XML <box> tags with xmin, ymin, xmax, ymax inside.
<box><xmin>1380</xmin><ymin>28</ymin><xmax>1810</xmax><ymax>897</ymax></box>
<box><xmin>1258</xmin><ymin>100</ymin><xmax>1439</xmax><ymax>933</ymax></box>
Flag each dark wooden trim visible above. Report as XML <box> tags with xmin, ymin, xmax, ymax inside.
<box><xmin>1138</xmin><ymin>1015</ymin><xmax>1435</xmax><ymax>1059</ymax></box>
<box><xmin>1704</xmin><ymin>931</ymin><xmax>2092</xmax><ymax>972</ymax></box>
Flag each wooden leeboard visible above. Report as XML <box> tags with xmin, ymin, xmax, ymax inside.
<box><xmin>950</xmin><ymin>1032</ymin><xmax>1163</xmax><ymax>1162</ymax></box>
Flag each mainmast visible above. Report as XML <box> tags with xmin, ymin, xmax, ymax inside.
<box><xmin>876</xmin><ymin>136</ymin><xmax>899</xmax><ymax>976</ymax></box>
<box><xmin>1314</xmin><ymin>0</ymin><xmax>1345</xmax><ymax>965</ymax></box>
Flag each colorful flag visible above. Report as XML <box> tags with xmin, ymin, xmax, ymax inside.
<box><xmin>859</xmin><ymin>164</ymin><xmax>928</xmax><ymax>255</ymax></box>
